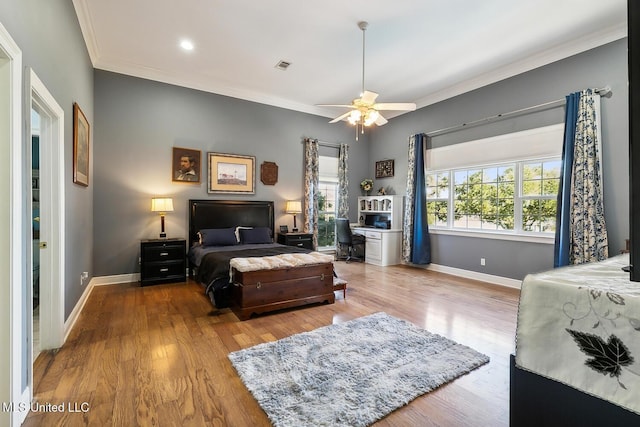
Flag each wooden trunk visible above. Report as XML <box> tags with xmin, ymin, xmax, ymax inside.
<box><xmin>231</xmin><ymin>263</ymin><xmax>335</xmax><ymax>320</ymax></box>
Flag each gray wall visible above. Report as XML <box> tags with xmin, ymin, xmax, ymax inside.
<box><xmin>370</xmin><ymin>39</ymin><xmax>629</xmax><ymax>280</ymax></box>
<box><xmin>0</xmin><ymin>2</ymin><xmax>94</xmax><ymax>319</ymax></box>
<box><xmin>93</xmin><ymin>71</ymin><xmax>368</xmax><ymax>276</ymax></box>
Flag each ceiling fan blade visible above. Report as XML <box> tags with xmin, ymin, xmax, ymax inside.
<box><xmin>329</xmin><ymin>111</ymin><xmax>353</xmax><ymax>124</ymax></box>
<box><xmin>375</xmin><ymin>113</ymin><xmax>388</xmax><ymax>126</ymax></box>
<box><xmin>360</xmin><ymin>90</ymin><xmax>379</xmax><ymax>105</ymax></box>
<box><xmin>316</xmin><ymin>104</ymin><xmax>356</xmax><ymax>108</ymax></box>
<box><xmin>373</xmin><ymin>102</ymin><xmax>417</xmax><ymax>111</ymax></box>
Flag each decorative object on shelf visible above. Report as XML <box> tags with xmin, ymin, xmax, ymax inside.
<box><xmin>260</xmin><ymin>161</ymin><xmax>278</xmax><ymax>185</ymax></box>
<box><xmin>73</xmin><ymin>102</ymin><xmax>90</xmax><ymax>186</ymax></box>
<box><xmin>375</xmin><ymin>159</ymin><xmax>394</xmax><ymax>178</ymax></box>
<box><xmin>151</xmin><ymin>197</ymin><xmax>174</xmax><ymax>238</ymax></box>
<box><xmin>285</xmin><ymin>200</ymin><xmax>302</xmax><ymax>232</ymax></box>
<box><xmin>360</xmin><ymin>178</ymin><xmax>373</xmax><ymax>195</ymax></box>
<box><xmin>172</xmin><ymin>147</ymin><xmax>201</xmax><ymax>183</ymax></box>
<box><xmin>207</xmin><ymin>152</ymin><xmax>255</xmax><ymax>194</ymax></box>
<box><xmin>377</xmin><ymin>187</ymin><xmax>386</xmax><ymax>195</ymax></box>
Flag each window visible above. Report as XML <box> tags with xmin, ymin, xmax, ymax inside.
<box><xmin>425</xmin><ymin>124</ymin><xmax>564</xmax><ymax>239</ymax></box>
<box><xmin>427</xmin><ymin>158</ymin><xmax>560</xmax><ymax>235</ymax></box>
<box><xmin>318</xmin><ymin>156</ymin><xmax>338</xmax><ymax>249</ymax></box>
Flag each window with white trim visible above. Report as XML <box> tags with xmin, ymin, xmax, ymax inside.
<box><xmin>425</xmin><ymin>124</ymin><xmax>563</xmax><ymax>237</ymax></box>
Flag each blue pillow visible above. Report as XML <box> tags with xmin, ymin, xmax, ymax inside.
<box><xmin>239</xmin><ymin>227</ymin><xmax>272</xmax><ymax>244</ymax></box>
<box><xmin>199</xmin><ymin>227</ymin><xmax>238</xmax><ymax>246</ymax></box>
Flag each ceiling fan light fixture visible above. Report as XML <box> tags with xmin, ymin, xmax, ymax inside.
<box><xmin>348</xmin><ymin>110</ymin><xmax>361</xmax><ymax>124</ymax></box>
<box><xmin>364</xmin><ymin>109</ymin><xmax>379</xmax><ymax>126</ymax></box>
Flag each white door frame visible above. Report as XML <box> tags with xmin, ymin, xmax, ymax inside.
<box><xmin>0</xmin><ymin>21</ymin><xmax>28</xmax><ymax>427</ymax></box>
<box><xmin>26</xmin><ymin>69</ymin><xmax>65</xmax><ymax>354</ymax></box>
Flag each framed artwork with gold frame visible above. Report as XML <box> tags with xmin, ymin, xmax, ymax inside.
<box><xmin>73</xmin><ymin>102</ymin><xmax>90</xmax><ymax>186</ymax></box>
<box><xmin>207</xmin><ymin>152</ymin><xmax>255</xmax><ymax>194</ymax></box>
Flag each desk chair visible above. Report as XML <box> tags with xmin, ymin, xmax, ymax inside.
<box><xmin>335</xmin><ymin>218</ymin><xmax>365</xmax><ymax>262</ymax></box>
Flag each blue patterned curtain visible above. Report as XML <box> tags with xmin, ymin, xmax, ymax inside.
<box><xmin>402</xmin><ymin>134</ymin><xmax>431</xmax><ymax>264</ymax></box>
<box><xmin>303</xmin><ymin>138</ymin><xmax>319</xmax><ymax>249</ymax></box>
<box><xmin>554</xmin><ymin>90</ymin><xmax>608</xmax><ymax>267</ymax></box>
<box><xmin>337</xmin><ymin>144</ymin><xmax>349</xmax><ymax>218</ymax></box>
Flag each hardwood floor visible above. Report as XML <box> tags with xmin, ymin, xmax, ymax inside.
<box><xmin>25</xmin><ymin>262</ymin><xmax>520</xmax><ymax>427</ymax></box>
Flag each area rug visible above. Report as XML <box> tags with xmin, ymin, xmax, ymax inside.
<box><xmin>228</xmin><ymin>312</ymin><xmax>489</xmax><ymax>427</ymax></box>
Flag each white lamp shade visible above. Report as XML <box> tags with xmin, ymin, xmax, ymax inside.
<box><xmin>285</xmin><ymin>200</ymin><xmax>302</xmax><ymax>214</ymax></box>
<box><xmin>151</xmin><ymin>197</ymin><xmax>174</xmax><ymax>213</ymax></box>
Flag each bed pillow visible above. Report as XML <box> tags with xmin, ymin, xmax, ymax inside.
<box><xmin>198</xmin><ymin>227</ymin><xmax>238</xmax><ymax>246</ymax></box>
<box><xmin>235</xmin><ymin>226</ymin><xmax>253</xmax><ymax>243</ymax></box>
<box><xmin>239</xmin><ymin>227</ymin><xmax>272</xmax><ymax>244</ymax></box>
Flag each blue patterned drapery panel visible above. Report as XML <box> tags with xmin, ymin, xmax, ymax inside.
<box><xmin>402</xmin><ymin>134</ymin><xmax>431</xmax><ymax>264</ymax></box>
<box><xmin>338</xmin><ymin>144</ymin><xmax>349</xmax><ymax>219</ymax></box>
<box><xmin>304</xmin><ymin>138</ymin><xmax>319</xmax><ymax>249</ymax></box>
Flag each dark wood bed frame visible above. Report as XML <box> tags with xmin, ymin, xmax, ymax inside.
<box><xmin>188</xmin><ymin>200</ymin><xmax>334</xmax><ymax>320</ymax></box>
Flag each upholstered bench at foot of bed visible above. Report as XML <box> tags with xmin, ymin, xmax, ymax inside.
<box><xmin>333</xmin><ymin>277</ymin><xmax>347</xmax><ymax>298</ymax></box>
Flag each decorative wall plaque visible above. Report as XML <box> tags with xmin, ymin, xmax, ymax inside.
<box><xmin>260</xmin><ymin>161</ymin><xmax>278</xmax><ymax>185</ymax></box>
<box><xmin>375</xmin><ymin>159</ymin><xmax>394</xmax><ymax>178</ymax></box>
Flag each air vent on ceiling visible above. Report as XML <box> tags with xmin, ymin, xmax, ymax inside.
<box><xmin>274</xmin><ymin>60</ymin><xmax>291</xmax><ymax>71</ymax></box>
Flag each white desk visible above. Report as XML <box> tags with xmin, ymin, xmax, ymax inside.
<box><xmin>352</xmin><ymin>227</ymin><xmax>402</xmax><ymax>266</ymax></box>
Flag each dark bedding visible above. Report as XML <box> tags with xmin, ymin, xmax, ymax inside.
<box><xmin>191</xmin><ymin>243</ymin><xmax>310</xmax><ymax>308</ymax></box>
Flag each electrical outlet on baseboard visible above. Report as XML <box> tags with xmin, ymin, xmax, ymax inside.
<box><xmin>80</xmin><ymin>271</ymin><xmax>89</xmax><ymax>285</ymax></box>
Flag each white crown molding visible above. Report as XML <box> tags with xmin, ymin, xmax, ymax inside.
<box><xmin>72</xmin><ymin>0</ymin><xmax>100</xmax><ymax>65</ymax></box>
<box><xmin>415</xmin><ymin>22</ymin><xmax>627</xmax><ymax>109</ymax></box>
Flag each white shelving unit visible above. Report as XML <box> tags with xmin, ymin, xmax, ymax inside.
<box><xmin>357</xmin><ymin>195</ymin><xmax>404</xmax><ymax>229</ymax></box>
<box><xmin>354</xmin><ymin>195</ymin><xmax>404</xmax><ymax>266</ymax></box>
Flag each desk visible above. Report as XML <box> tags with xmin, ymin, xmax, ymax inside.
<box><xmin>352</xmin><ymin>227</ymin><xmax>402</xmax><ymax>266</ymax></box>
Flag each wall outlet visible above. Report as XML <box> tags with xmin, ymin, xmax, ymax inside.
<box><xmin>480</xmin><ymin>258</ymin><xmax>486</xmax><ymax>266</ymax></box>
<box><xmin>80</xmin><ymin>271</ymin><xmax>89</xmax><ymax>285</ymax></box>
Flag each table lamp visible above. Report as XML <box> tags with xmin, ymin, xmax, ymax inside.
<box><xmin>151</xmin><ymin>197</ymin><xmax>174</xmax><ymax>238</ymax></box>
<box><xmin>285</xmin><ymin>200</ymin><xmax>302</xmax><ymax>232</ymax></box>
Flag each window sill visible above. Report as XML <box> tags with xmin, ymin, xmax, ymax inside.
<box><xmin>428</xmin><ymin>228</ymin><xmax>554</xmax><ymax>244</ymax></box>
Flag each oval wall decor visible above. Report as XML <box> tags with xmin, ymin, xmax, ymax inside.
<box><xmin>260</xmin><ymin>161</ymin><xmax>278</xmax><ymax>185</ymax></box>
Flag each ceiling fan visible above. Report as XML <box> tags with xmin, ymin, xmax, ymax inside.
<box><xmin>318</xmin><ymin>21</ymin><xmax>416</xmax><ymax>140</ymax></box>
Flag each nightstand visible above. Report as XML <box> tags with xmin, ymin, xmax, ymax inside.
<box><xmin>140</xmin><ymin>238</ymin><xmax>186</xmax><ymax>286</ymax></box>
<box><xmin>277</xmin><ymin>232</ymin><xmax>313</xmax><ymax>250</ymax></box>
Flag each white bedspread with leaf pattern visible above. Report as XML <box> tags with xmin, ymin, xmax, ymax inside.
<box><xmin>516</xmin><ymin>254</ymin><xmax>640</xmax><ymax>415</ymax></box>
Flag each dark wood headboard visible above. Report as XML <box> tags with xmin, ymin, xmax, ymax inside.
<box><xmin>188</xmin><ymin>199</ymin><xmax>275</xmax><ymax>248</ymax></box>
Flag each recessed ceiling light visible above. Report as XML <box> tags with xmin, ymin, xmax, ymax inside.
<box><xmin>180</xmin><ymin>39</ymin><xmax>194</xmax><ymax>51</ymax></box>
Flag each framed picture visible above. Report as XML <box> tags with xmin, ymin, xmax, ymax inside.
<box><xmin>172</xmin><ymin>147</ymin><xmax>201</xmax><ymax>183</ymax></box>
<box><xmin>207</xmin><ymin>152</ymin><xmax>255</xmax><ymax>194</ymax></box>
<box><xmin>73</xmin><ymin>103</ymin><xmax>90</xmax><ymax>186</ymax></box>
<box><xmin>375</xmin><ymin>159</ymin><xmax>394</xmax><ymax>179</ymax></box>
<box><xmin>279</xmin><ymin>225</ymin><xmax>289</xmax><ymax>233</ymax></box>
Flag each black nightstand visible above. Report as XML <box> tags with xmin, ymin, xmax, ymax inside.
<box><xmin>140</xmin><ymin>238</ymin><xmax>186</xmax><ymax>286</ymax></box>
<box><xmin>277</xmin><ymin>232</ymin><xmax>313</xmax><ymax>250</ymax></box>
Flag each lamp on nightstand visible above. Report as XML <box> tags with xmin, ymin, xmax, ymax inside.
<box><xmin>285</xmin><ymin>200</ymin><xmax>302</xmax><ymax>232</ymax></box>
<box><xmin>151</xmin><ymin>197</ymin><xmax>174</xmax><ymax>238</ymax></box>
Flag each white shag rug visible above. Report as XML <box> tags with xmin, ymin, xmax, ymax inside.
<box><xmin>228</xmin><ymin>312</ymin><xmax>489</xmax><ymax>427</ymax></box>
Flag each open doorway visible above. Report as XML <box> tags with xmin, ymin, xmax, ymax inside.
<box><xmin>25</xmin><ymin>70</ymin><xmax>65</xmax><ymax>393</ymax></box>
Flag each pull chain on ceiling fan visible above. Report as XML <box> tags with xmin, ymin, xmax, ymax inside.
<box><xmin>317</xmin><ymin>21</ymin><xmax>416</xmax><ymax>140</ymax></box>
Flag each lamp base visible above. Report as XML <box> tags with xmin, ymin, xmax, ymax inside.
<box><xmin>292</xmin><ymin>228</ymin><xmax>298</xmax><ymax>232</ymax></box>
<box><xmin>159</xmin><ymin>232</ymin><xmax>167</xmax><ymax>239</ymax></box>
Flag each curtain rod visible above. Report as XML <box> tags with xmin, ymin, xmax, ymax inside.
<box><xmin>303</xmin><ymin>138</ymin><xmax>342</xmax><ymax>148</ymax></box>
<box><xmin>426</xmin><ymin>86</ymin><xmax>612</xmax><ymax>138</ymax></box>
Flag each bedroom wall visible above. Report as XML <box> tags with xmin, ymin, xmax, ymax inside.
<box><xmin>93</xmin><ymin>70</ymin><xmax>367</xmax><ymax>276</ymax></box>
<box><xmin>370</xmin><ymin>38</ymin><xmax>629</xmax><ymax>280</ymax></box>
<box><xmin>0</xmin><ymin>2</ymin><xmax>94</xmax><ymax>318</ymax></box>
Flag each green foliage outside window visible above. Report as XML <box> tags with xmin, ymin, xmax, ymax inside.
<box><xmin>426</xmin><ymin>160</ymin><xmax>560</xmax><ymax>233</ymax></box>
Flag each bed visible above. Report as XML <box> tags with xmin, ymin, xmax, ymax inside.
<box><xmin>188</xmin><ymin>200</ymin><xmax>335</xmax><ymax>320</ymax></box>
<box><xmin>511</xmin><ymin>253</ymin><xmax>640</xmax><ymax>425</ymax></box>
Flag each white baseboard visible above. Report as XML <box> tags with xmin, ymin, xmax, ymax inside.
<box><xmin>63</xmin><ymin>278</ymin><xmax>95</xmax><ymax>342</ymax></box>
<box><xmin>91</xmin><ymin>273</ymin><xmax>140</xmax><ymax>286</ymax></box>
<box><xmin>63</xmin><ymin>273</ymin><xmax>141</xmax><ymax>341</ymax></box>
<box><xmin>425</xmin><ymin>263</ymin><xmax>522</xmax><ymax>289</ymax></box>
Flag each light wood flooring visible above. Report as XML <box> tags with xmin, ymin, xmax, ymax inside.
<box><xmin>25</xmin><ymin>262</ymin><xmax>520</xmax><ymax>427</ymax></box>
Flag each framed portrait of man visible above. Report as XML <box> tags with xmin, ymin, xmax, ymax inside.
<box><xmin>172</xmin><ymin>147</ymin><xmax>201</xmax><ymax>183</ymax></box>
